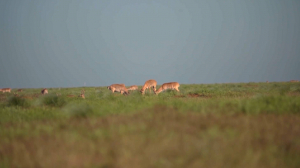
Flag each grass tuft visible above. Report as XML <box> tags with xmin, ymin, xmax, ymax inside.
<box><xmin>41</xmin><ymin>94</ymin><xmax>66</xmax><ymax>107</ymax></box>
<box><xmin>7</xmin><ymin>96</ymin><xmax>31</xmax><ymax>107</ymax></box>
<box><xmin>63</xmin><ymin>103</ymin><xmax>94</xmax><ymax>118</ymax></box>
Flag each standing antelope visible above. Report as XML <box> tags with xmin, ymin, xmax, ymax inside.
<box><xmin>41</xmin><ymin>88</ymin><xmax>48</xmax><ymax>95</ymax></box>
<box><xmin>107</xmin><ymin>84</ymin><xmax>129</xmax><ymax>95</ymax></box>
<box><xmin>155</xmin><ymin>82</ymin><xmax>180</xmax><ymax>95</ymax></box>
<box><xmin>78</xmin><ymin>89</ymin><xmax>85</xmax><ymax>99</ymax></box>
<box><xmin>1</xmin><ymin>88</ymin><xmax>11</xmax><ymax>93</ymax></box>
<box><xmin>127</xmin><ymin>85</ymin><xmax>138</xmax><ymax>91</ymax></box>
<box><xmin>140</xmin><ymin>79</ymin><xmax>157</xmax><ymax>94</ymax></box>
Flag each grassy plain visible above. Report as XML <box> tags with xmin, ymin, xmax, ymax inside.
<box><xmin>0</xmin><ymin>82</ymin><xmax>300</xmax><ymax>168</ymax></box>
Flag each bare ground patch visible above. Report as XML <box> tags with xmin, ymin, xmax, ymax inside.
<box><xmin>174</xmin><ymin>93</ymin><xmax>211</xmax><ymax>98</ymax></box>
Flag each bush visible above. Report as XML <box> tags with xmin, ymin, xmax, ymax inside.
<box><xmin>7</xmin><ymin>96</ymin><xmax>30</xmax><ymax>107</ymax></box>
<box><xmin>42</xmin><ymin>94</ymin><xmax>66</xmax><ymax>107</ymax></box>
<box><xmin>63</xmin><ymin>103</ymin><xmax>93</xmax><ymax>118</ymax></box>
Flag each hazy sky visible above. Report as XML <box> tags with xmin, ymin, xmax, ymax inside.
<box><xmin>1</xmin><ymin>0</ymin><xmax>299</xmax><ymax>88</ymax></box>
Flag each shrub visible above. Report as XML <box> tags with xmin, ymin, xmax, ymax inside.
<box><xmin>63</xmin><ymin>103</ymin><xmax>93</xmax><ymax>118</ymax></box>
<box><xmin>42</xmin><ymin>94</ymin><xmax>66</xmax><ymax>107</ymax></box>
<box><xmin>7</xmin><ymin>96</ymin><xmax>30</xmax><ymax>107</ymax></box>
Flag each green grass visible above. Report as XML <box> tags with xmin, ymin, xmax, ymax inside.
<box><xmin>0</xmin><ymin>82</ymin><xmax>300</xmax><ymax>167</ymax></box>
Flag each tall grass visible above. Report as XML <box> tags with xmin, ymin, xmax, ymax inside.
<box><xmin>7</xmin><ymin>96</ymin><xmax>30</xmax><ymax>108</ymax></box>
<box><xmin>41</xmin><ymin>94</ymin><xmax>66</xmax><ymax>107</ymax></box>
<box><xmin>0</xmin><ymin>82</ymin><xmax>300</xmax><ymax>167</ymax></box>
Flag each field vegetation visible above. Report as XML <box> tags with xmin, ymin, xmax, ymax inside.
<box><xmin>0</xmin><ymin>82</ymin><xmax>300</xmax><ymax>168</ymax></box>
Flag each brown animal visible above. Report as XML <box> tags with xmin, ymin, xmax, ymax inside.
<box><xmin>41</xmin><ymin>88</ymin><xmax>48</xmax><ymax>95</ymax></box>
<box><xmin>1</xmin><ymin>88</ymin><xmax>11</xmax><ymax>93</ymax></box>
<box><xmin>155</xmin><ymin>82</ymin><xmax>180</xmax><ymax>95</ymax></box>
<box><xmin>140</xmin><ymin>79</ymin><xmax>157</xmax><ymax>94</ymax></box>
<box><xmin>107</xmin><ymin>83</ymin><xmax>125</xmax><ymax>90</ymax></box>
<box><xmin>17</xmin><ymin>89</ymin><xmax>23</xmax><ymax>92</ymax></box>
<box><xmin>127</xmin><ymin>85</ymin><xmax>138</xmax><ymax>91</ymax></box>
<box><xmin>107</xmin><ymin>84</ymin><xmax>129</xmax><ymax>95</ymax></box>
<box><xmin>290</xmin><ymin>80</ymin><xmax>299</xmax><ymax>83</ymax></box>
<box><xmin>78</xmin><ymin>89</ymin><xmax>85</xmax><ymax>99</ymax></box>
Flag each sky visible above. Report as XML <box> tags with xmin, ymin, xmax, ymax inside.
<box><xmin>0</xmin><ymin>0</ymin><xmax>299</xmax><ymax>88</ymax></box>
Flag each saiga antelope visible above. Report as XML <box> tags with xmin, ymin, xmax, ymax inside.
<box><xmin>107</xmin><ymin>84</ymin><xmax>129</xmax><ymax>95</ymax></box>
<box><xmin>1</xmin><ymin>88</ymin><xmax>11</xmax><ymax>93</ymax></box>
<box><xmin>140</xmin><ymin>79</ymin><xmax>157</xmax><ymax>94</ymax></box>
<box><xmin>155</xmin><ymin>82</ymin><xmax>180</xmax><ymax>95</ymax></box>
<box><xmin>78</xmin><ymin>89</ymin><xmax>85</xmax><ymax>99</ymax></box>
<box><xmin>41</xmin><ymin>88</ymin><xmax>48</xmax><ymax>95</ymax></box>
<box><xmin>127</xmin><ymin>85</ymin><xmax>138</xmax><ymax>91</ymax></box>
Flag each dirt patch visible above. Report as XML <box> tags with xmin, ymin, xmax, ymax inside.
<box><xmin>67</xmin><ymin>95</ymin><xmax>76</xmax><ymax>98</ymax></box>
<box><xmin>188</xmin><ymin>93</ymin><xmax>200</xmax><ymax>97</ymax></box>
<box><xmin>23</xmin><ymin>94</ymin><xmax>41</xmax><ymax>98</ymax></box>
<box><xmin>21</xmin><ymin>96</ymin><xmax>34</xmax><ymax>100</ymax></box>
<box><xmin>187</xmin><ymin>93</ymin><xmax>211</xmax><ymax>98</ymax></box>
<box><xmin>173</xmin><ymin>94</ymin><xmax>211</xmax><ymax>98</ymax></box>
<box><xmin>174</xmin><ymin>95</ymin><xmax>185</xmax><ymax>98</ymax></box>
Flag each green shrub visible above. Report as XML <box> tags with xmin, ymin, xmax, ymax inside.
<box><xmin>42</xmin><ymin>94</ymin><xmax>66</xmax><ymax>107</ymax></box>
<box><xmin>7</xmin><ymin>96</ymin><xmax>30</xmax><ymax>107</ymax></box>
<box><xmin>63</xmin><ymin>103</ymin><xmax>93</xmax><ymax>118</ymax></box>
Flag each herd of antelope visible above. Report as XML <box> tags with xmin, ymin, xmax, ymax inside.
<box><xmin>0</xmin><ymin>88</ymin><xmax>11</xmax><ymax>93</ymax></box>
<box><xmin>0</xmin><ymin>79</ymin><xmax>180</xmax><ymax>98</ymax></box>
<box><xmin>107</xmin><ymin>79</ymin><xmax>180</xmax><ymax>95</ymax></box>
<box><xmin>3</xmin><ymin>79</ymin><xmax>298</xmax><ymax>98</ymax></box>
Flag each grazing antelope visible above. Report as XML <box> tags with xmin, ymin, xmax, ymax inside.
<box><xmin>107</xmin><ymin>84</ymin><xmax>125</xmax><ymax>90</ymax></box>
<box><xmin>41</xmin><ymin>88</ymin><xmax>48</xmax><ymax>95</ymax></box>
<box><xmin>1</xmin><ymin>88</ymin><xmax>11</xmax><ymax>93</ymax></box>
<box><xmin>127</xmin><ymin>85</ymin><xmax>138</xmax><ymax>91</ymax></box>
<box><xmin>78</xmin><ymin>89</ymin><xmax>85</xmax><ymax>99</ymax></box>
<box><xmin>107</xmin><ymin>84</ymin><xmax>129</xmax><ymax>95</ymax></box>
<box><xmin>155</xmin><ymin>82</ymin><xmax>180</xmax><ymax>95</ymax></box>
<box><xmin>140</xmin><ymin>79</ymin><xmax>157</xmax><ymax>94</ymax></box>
